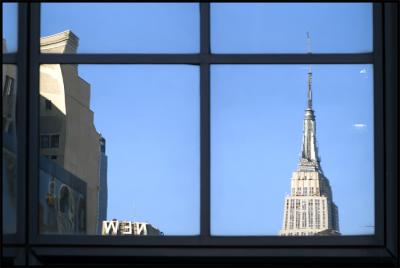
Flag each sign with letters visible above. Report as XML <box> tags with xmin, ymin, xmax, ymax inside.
<box><xmin>102</xmin><ymin>220</ymin><xmax>148</xmax><ymax>235</ymax></box>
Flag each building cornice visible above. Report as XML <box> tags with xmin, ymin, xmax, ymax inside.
<box><xmin>40</xmin><ymin>30</ymin><xmax>79</xmax><ymax>54</ymax></box>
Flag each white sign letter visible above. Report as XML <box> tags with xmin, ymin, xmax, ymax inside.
<box><xmin>102</xmin><ymin>220</ymin><xmax>119</xmax><ymax>235</ymax></box>
<box><xmin>136</xmin><ymin>223</ymin><xmax>147</xmax><ymax>235</ymax></box>
<box><xmin>120</xmin><ymin>221</ymin><xmax>132</xmax><ymax>235</ymax></box>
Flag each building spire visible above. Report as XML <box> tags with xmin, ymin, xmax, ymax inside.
<box><xmin>308</xmin><ymin>66</ymin><xmax>312</xmax><ymax>109</ymax></box>
<box><xmin>307</xmin><ymin>32</ymin><xmax>312</xmax><ymax>109</ymax></box>
<box><xmin>299</xmin><ymin>32</ymin><xmax>320</xmax><ymax>170</ymax></box>
<box><xmin>306</xmin><ymin>32</ymin><xmax>312</xmax><ymax>53</ymax></box>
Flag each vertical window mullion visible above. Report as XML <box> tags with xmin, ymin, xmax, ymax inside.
<box><xmin>28</xmin><ymin>2</ymin><xmax>41</xmax><ymax>246</ymax></box>
<box><xmin>200</xmin><ymin>3</ymin><xmax>210</xmax><ymax>55</ymax></box>
<box><xmin>372</xmin><ymin>2</ymin><xmax>385</xmax><ymax>245</ymax></box>
<box><xmin>200</xmin><ymin>3</ymin><xmax>211</xmax><ymax>237</ymax></box>
<box><xmin>200</xmin><ymin>63</ymin><xmax>210</xmax><ymax>237</ymax></box>
<box><xmin>16</xmin><ymin>2</ymin><xmax>28</xmax><ymax>249</ymax></box>
<box><xmin>382</xmin><ymin>2</ymin><xmax>399</xmax><ymax>254</ymax></box>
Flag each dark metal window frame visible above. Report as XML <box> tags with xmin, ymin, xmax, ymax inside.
<box><xmin>2</xmin><ymin>2</ymin><xmax>398</xmax><ymax>266</ymax></box>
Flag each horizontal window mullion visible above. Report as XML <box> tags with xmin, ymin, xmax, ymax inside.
<box><xmin>36</xmin><ymin>53</ymin><xmax>373</xmax><ymax>64</ymax></box>
<box><xmin>208</xmin><ymin>53</ymin><xmax>374</xmax><ymax>64</ymax></box>
<box><xmin>37</xmin><ymin>54</ymin><xmax>202</xmax><ymax>64</ymax></box>
<box><xmin>31</xmin><ymin>246</ymin><xmax>394</xmax><ymax>260</ymax></box>
<box><xmin>2</xmin><ymin>53</ymin><xmax>18</xmax><ymax>63</ymax></box>
<box><xmin>30</xmin><ymin>234</ymin><xmax>380</xmax><ymax>247</ymax></box>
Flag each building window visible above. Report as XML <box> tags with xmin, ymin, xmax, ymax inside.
<box><xmin>51</xmin><ymin>134</ymin><xmax>59</xmax><ymax>148</ymax></box>
<box><xmin>302</xmin><ymin>200</ymin><xmax>306</xmax><ymax>210</ymax></box>
<box><xmin>315</xmin><ymin>200</ymin><xmax>321</xmax><ymax>229</ymax></box>
<box><xmin>295</xmin><ymin>211</ymin><xmax>300</xmax><ymax>229</ymax></box>
<box><xmin>2</xmin><ymin>71</ymin><xmax>16</xmax><ymax>133</ymax></box>
<box><xmin>308</xmin><ymin>200</ymin><xmax>314</xmax><ymax>228</ymax></box>
<box><xmin>296</xmin><ymin>200</ymin><xmax>300</xmax><ymax>210</ymax></box>
<box><xmin>78</xmin><ymin>197</ymin><xmax>86</xmax><ymax>232</ymax></box>
<box><xmin>289</xmin><ymin>209</ymin><xmax>294</xmax><ymax>230</ymax></box>
<box><xmin>45</xmin><ymin>99</ymin><xmax>52</xmax><ymax>110</ymax></box>
<box><xmin>3</xmin><ymin>75</ymin><xmax>14</xmax><ymax>96</ymax></box>
<box><xmin>41</xmin><ymin>135</ymin><xmax>50</xmax><ymax>148</ymax></box>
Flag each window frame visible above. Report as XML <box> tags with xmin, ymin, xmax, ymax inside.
<box><xmin>2</xmin><ymin>2</ymin><xmax>398</xmax><ymax>266</ymax></box>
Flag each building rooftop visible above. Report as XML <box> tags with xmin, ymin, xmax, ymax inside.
<box><xmin>40</xmin><ymin>30</ymin><xmax>79</xmax><ymax>54</ymax></box>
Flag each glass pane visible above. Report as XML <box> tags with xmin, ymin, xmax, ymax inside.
<box><xmin>39</xmin><ymin>64</ymin><xmax>199</xmax><ymax>235</ymax></box>
<box><xmin>2</xmin><ymin>3</ymin><xmax>18</xmax><ymax>53</ymax></box>
<box><xmin>41</xmin><ymin>3</ymin><xmax>199</xmax><ymax>53</ymax></box>
<box><xmin>3</xmin><ymin>64</ymin><xmax>18</xmax><ymax>234</ymax></box>
<box><xmin>211</xmin><ymin>3</ymin><xmax>372</xmax><ymax>53</ymax></box>
<box><xmin>211</xmin><ymin>65</ymin><xmax>374</xmax><ymax>236</ymax></box>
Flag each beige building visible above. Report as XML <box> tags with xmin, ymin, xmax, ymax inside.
<box><xmin>39</xmin><ymin>30</ymin><xmax>102</xmax><ymax>234</ymax></box>
<box><xmin>279</xmin><ymin>67</ymin><xmax>340</xmax><ymax>236</ymax></box>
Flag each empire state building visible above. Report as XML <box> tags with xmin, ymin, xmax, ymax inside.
<box><xmin>279</xmin><ymin>66</ymin><xmax>340</xmax><ymax>236</ymax></box>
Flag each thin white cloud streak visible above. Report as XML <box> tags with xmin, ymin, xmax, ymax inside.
<box><xmin>353</xmin><ymin>123</ymin><xmax>367</xmax><ymax>128</ymax></box>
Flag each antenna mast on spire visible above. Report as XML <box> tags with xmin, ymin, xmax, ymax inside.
<box><xmin>306</xmin><ymin>32</ymin><xmax>312</xmax><ymax>109</ymax></box>
<box><xmin>307</xmin><ymin>32</ymin><xmax>312</xmax><ymax>54</ymax></box>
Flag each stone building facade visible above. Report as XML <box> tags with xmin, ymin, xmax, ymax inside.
<box><xmin>39</xmin><ymin>30</ymin><xmax>107</xmax><ymax>234</ymax></box>
<box><xmin>279</xmin><ymin>67</ymin><xmax>340</xmax><ymax>236</ymax></box>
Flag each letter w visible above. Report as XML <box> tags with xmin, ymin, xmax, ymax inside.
<box><xmin>102</xmin><ymin>221</ymin><xmax>119</xmax><ymax>235</ymax></box>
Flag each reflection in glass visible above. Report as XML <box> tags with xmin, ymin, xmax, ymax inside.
<box><xmin>39</xmin><ymin>31</ymin><xmax>199</xmax><ymax>236</ymax></box>
<box><xmin>2</xmin><ymin>64</ymin><xmax>17</xmax><ymax>234</ymax></box>
<box><xmin>2</xmin><ymin>3</ymin><xmax>18</xmax><ymax>53</ymax></box>
<box><xmin>211</xmin><ymin>3</ymin><xmax>372</xmax><ymax>53</ymax></box>
<box><xmin>211</xmin><ymin>65</ymin><xmax>374</xmax><ymax>236</ymax></box>
<box><xmin>41</xmin><ymin>3</ymin><xmax>199</xmax><ymax>53</ymax></box>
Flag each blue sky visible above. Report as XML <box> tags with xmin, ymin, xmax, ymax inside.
<box><xmin>2</xmin><ymin>3</ymin><xmax>18</xmax><ymax>52</ymax></box>
<box><xmin>4</xmin><ymin>3</ymin><xmax>374</xmax><ymax>235</ymax></box>
<box><xmin>211</xmin><ymin>3</ymin><xmax>372</xmax><ymax>53</ymax></box>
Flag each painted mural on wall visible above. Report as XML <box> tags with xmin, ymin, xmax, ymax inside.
<box><xmin>39</xmin><ymin>157</ymin><xmax>87</xmax><ymax>234</ymax></box>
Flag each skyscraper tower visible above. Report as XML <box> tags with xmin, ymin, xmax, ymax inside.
<box><xmin>279</xmin><ymin>34</ymin><xmax>340</xmax><ymax>236</ymax></box>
